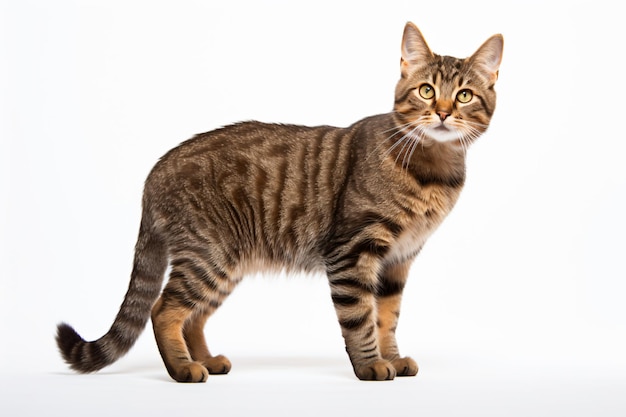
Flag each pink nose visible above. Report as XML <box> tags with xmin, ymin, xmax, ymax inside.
<box><xmin>437</xmin><ymin>111</ymin><xmax>450</xmax><ymax>121</ymax></box>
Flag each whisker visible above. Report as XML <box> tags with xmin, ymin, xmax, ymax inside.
<box><xmin>380</xmin><ymin>121</ymin><xmax>415</xmax><ymax>134</ymax></box>
<box><xmin>384</xmin><ymin>129</ymin><xmax>414</xmax><ymax>159</ymax></box>
<box><xmin>457</xmin><ymin>124</ymin><xmax>485</xmax><ymax>152</ymax></box>
<box><xmin>368</xmin><ymin>116</ymin><xmax>432</xmax><ymax>169</ymax></box>
<box><xmin>464</xmin><ymin>127</ymin><xmax>482</xmax><ymax>144</ymax></box>
<box><xmin>383</xmin><ymin>122</ymin><xmax>422</xmax><ymax>160</ymax></box>
<box><xmin>396</xmin><ymin>130</ymin><xmax>417</xmax><ymax>167</ymax></box>
<box><xmin>402</xmin><ymin>124</ymin><xmax>428</xmax><ymax>170</ymax></box>
<box><xmin>403</xmin><ymin>128</ymin><xmax>424</xmax><ymax>171</ymax></box>
<box><xmin>454</xmin><ymin>130</ymin><xmax>465</xmax><ymax>154</ymax></box>
<box><xmin>462</xmin><ymin>119</ymin><xmax>489</xmax><ymax>128</ymax></box>
<box><xmin>366</xmin><ymin>121</ymin><xmax>420</xmax><ymax>162</ymax></box>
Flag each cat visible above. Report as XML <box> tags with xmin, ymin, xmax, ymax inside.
<box><xmin>56</xmin><ymin>22</ymin><xmax>503</xmax><ymax>382</ymax></box>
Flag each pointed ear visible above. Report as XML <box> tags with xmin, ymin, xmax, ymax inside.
<box><xmin>469</xmin><ymin>34</ymin><xmax>503</xmax><ymax>85</ymax></box>
<box><xmin>401</xmin><ymin>22</ymin><xmax>433</xmax><ymax>77</ymax></box>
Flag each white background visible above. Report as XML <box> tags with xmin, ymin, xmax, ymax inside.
<box><xmin>1</xmin><ymin>0</ymin><xmax>625</xmax><ymax>415</ymax></box>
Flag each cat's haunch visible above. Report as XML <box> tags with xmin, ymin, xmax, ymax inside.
<box><xmin>57</xmin><ymin>22</ymin><xmax>503</xmax><ymax>382</ymax></box>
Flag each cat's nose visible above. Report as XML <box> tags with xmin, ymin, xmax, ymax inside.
<box><xmin>437</xmin><ymin>111</ymin><xmax>450</xmax><ymax>121</ymax></box>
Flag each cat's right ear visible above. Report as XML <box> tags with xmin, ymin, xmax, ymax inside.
<box><xmin>400</xmin><ymin>22</ymin><xmax>433</xmax><ymax>77</ymax></box>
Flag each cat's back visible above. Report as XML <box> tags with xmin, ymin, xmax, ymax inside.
<box><xmin>152</xmin><ymin>121</ymin><xmax>339</xmax><ymax>176</ymax></box>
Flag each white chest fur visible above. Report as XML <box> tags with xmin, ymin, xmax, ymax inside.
<box><xmin>385</xmin><ymin>185</ymin><xmax>461</xmax><ymax>264</ymax></box>
<box><xmin>385</xmin><ymin>224</ymin><xmax>431</xmax><ymax>264</ymax></box>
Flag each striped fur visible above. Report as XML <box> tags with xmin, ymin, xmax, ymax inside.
<box><xmin>56</xmin><ymin>22</ymin><xmax>503</xmax><ymax>382</ymax></box>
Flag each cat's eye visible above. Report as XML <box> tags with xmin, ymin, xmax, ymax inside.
<box><xmin>456</xmin><ymin>89</ymin><xmax>473</xmax><ymax>103</ymax></box>
<box><xmin>418</xmin><ymin>84</ymin><xmax>435</xmax><ymax>100</ymax></box>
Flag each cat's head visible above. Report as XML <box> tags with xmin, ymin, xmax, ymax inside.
<box><xmin>394</xmin><ymin>22</ymin><xmax>503</xmax><ymax>147</ymax></box>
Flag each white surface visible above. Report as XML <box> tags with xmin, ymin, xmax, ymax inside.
<box><xmin>1</xmin><ymin>0</ymin><xmax>625</xmax><ymax>415</ymax></box>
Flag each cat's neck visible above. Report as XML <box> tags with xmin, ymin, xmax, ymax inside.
<box><xmin>358</xmin><ymin>113</ymin><xmax>467</xmax><ymax>188</ymax></box>
<box><xmin>403</xmin><ymin>138</ymin><xmax>466</xmax><ymax>187</ymax></box>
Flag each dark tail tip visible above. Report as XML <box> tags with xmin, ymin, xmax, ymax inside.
<box><xmin>56</xmin><ymin>322</ymin><xmax>107</xmax><ymax>373</ymax></box>
<box><xmin>56</xmin><ymin>323</ymin><xmax>85</xmax><ymax>370</ymax></box>
<box><xmin>56</xmin><ymin>323</ymin><xmax>82</xmax><ymax>357</ymax></box>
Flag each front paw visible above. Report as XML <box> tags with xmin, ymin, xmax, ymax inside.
<box><xmin>391</xmin><ymin>356</ymin><xmax>418</xmax><ymax>376</ymax></box>
<box><xmin>171</xmin><ymin>361</ymin><xmax>209</xmax><ymax>383</ymax></box>
<box><xmin>354</xmin><ymin>359</ymin><xmax>397</xmax><ymax>381</ymax></box>
<box><xmin>201</xmin><ymin>354</ymin><xmax>232</xmax><ymax>375</ymax></box>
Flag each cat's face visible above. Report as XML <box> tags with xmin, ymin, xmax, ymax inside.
<box><xmin>394</xmin><ymin>23</ymin><xmax>503</xmax><ymax>148</ymax></box>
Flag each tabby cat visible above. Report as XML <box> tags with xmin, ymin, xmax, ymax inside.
<box><xmin>57</xmin><ymin>22</ymin><xmax>503</xmax><ymax>382</ymax></box>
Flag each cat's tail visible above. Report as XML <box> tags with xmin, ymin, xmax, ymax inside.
<box><xmin>56</xmin><ymin>208</ymin><xmax>168</xmax><ymax>373</ymax></box>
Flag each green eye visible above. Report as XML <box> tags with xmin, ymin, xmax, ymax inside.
<box><xmin>418</xmin><ymin>84</ymin><xmax>435</xmax><ymax>100</ymax></box>
<box><xmin>456</xmin><ymin>89</ymin><xmax>473</xmax><ymax>103</ymax></box>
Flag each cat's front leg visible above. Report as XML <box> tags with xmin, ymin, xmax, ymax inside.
<box><xmin>377</xmin><ymin>260</ymin><xmax>418</xmax><ymax>377</ymax></box>
<box><xmin>328</xmin><ymin>252</ymin><xmax>397</xmax><ymax>381</ymax></box>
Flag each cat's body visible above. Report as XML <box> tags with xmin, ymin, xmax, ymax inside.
<box><xmin>57</xmin><ymin>23</ymin><xmax>503</xmax><ymax>382</ymax></box>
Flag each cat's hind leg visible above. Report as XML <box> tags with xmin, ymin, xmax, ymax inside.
<box><xmin>184</xmin><ymin>308</ymin><xmax>232</xmax><ymax>375</ymax></box>
<box><xmin>151</xmin><ymin>256</ymin><xmax>236</xmax><ymax>382</ymax></box>
<box><xmin>151</xmin><ymin>295</ymin><xmax>208</xmax><ymax>382</ymax></box>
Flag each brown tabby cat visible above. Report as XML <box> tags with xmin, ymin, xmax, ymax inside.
<box><xmin>56</xmin><ymin>22</ymin><xmax>503</xmax><ymax>382</ymax></box>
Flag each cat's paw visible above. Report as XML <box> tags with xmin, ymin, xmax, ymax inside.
<box><xmin>354</xmin><ymin>359</ymin><xmax>397</xmax><ymax>381</ymax></box>
<box><xmin>172</xmin><ymin>361</ymin><xmax>209</xmax><ymax>383</ymax></box>
<box><xmin>201</xmin><ymin>354</ymin><xmax>232</xmax><ymax>375</ymax></box>
<box><xmin>391</xmin><ymin>356</ymin><xmax>418</xmax><ymax>376</ymax></box>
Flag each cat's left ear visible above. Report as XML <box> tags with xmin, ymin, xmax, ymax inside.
<box><xmin>469</xmin><ymin>34</ymin><xmax>504</xmax><ymax>85</ymax></box>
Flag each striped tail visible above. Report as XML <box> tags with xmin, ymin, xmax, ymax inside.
<box><xmin>56</xmin><ymin>212</ymin><xmax>168</xmax><ymax>373</ymax></box>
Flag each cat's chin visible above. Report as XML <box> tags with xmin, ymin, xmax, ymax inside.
<box><xmin>423</xmin><ymin>126</ymin><xmax>460</xmax><ymax>143</ymax></box>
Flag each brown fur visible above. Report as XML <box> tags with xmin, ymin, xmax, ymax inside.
<box><xmin>56</xmin><ymin>22</ymin><xmax>503</xmax><ymax>382</ymax></box>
